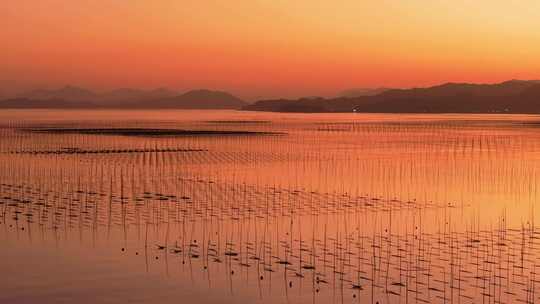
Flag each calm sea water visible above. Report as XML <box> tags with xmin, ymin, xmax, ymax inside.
<box><xmin>1</xmin><ymin>110</ymin><xmax>540</xmax><ymax>304</ymax></box>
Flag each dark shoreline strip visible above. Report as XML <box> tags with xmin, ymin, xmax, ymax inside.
<box><xmin>7</xmin><ymin>148</ymin><xmax>207</xmax><ymax>155</ymax></box>
<box><xmin>21</xmin><ymin>128</ymin><xmax>285</xmax><ymax>137</ymax></box>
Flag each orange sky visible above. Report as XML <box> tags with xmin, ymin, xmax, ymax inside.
<box><xmin>1</xmin><ymin>1</ymin><xmax>540</xmax><ymax>99</ymax></box>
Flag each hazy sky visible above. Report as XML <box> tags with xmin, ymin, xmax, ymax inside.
<box><xmin>1</xmin><ymin>1</ymin><xmax>540</xmax><ymax>99</ymax></box>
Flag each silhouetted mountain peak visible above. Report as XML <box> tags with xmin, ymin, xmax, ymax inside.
<box><xmin>179</xmin><ymin>90</ymin><xmax>245</xmax><ymax>103</ymax></box>
<box><xmin>339</xmin><ymin>87</ymin><xmax>390</xmax><ymax>98</ymax></box>
<box><xmin>143</xmin><ymin>89</ymin><xmax>246</xmax><ymax>109</ymax></box>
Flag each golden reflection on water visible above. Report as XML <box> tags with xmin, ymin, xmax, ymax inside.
<box><xmin>1</xmin><ymin>110</ymin><xmax>540</xmax><ymax>304</ymax></box>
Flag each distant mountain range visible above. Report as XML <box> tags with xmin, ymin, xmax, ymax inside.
<box><xmin>4</xmin><ymin>80</ymin><xmax>540</xmax><ymax>113</ymax></box>
<box><xmin>22</xmin><ymin>85</ymin><xmax>99</xmax><ymax>102</ymax></box>
<box><xmin>0</xmin><ymin>86</ymin><xmax>246</xmax><ymax>109</ymax></box>
<box><xmin>243</xmin><ymin>80</ymin><xmax>540</xmax><ymax>113</ymax></box>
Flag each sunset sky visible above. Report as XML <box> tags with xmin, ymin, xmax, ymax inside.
<box><xmin>1</xmin><ymin>0</ymin><xmax>540</xmax><ymax>99</ymax></box>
